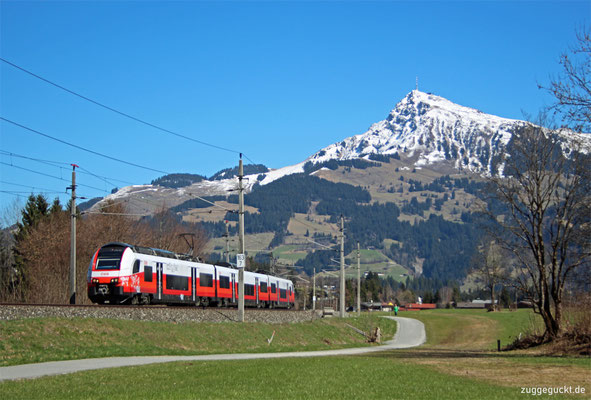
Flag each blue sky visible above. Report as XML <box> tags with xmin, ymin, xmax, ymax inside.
<box><xmin>1</xmin><ymin>0</ymin><xmax>589</xmax><ymax>218</ymax></box>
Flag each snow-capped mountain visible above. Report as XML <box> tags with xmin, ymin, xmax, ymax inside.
<box><xmin>91</xmin><ymin>90</ymin><xmax>589</xmax><ymax>214</ymax></box>
<box><xmin>305</xmin><ymin>90</ymin><xmax>527</xmax><ymax>175</ymax></box>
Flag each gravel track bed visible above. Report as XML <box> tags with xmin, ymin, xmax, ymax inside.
<box><xmin>0</xmin><ymin>305</ymin><xmax>320</xmax><ymax>324</ymax></box>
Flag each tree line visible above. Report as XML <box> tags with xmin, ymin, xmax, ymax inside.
<box><xmin>0</xmin><ymin>195</ymin><xmax>207</xmax><ymax>304</ymax></box>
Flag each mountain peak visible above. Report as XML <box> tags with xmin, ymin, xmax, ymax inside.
<box><xmin>306</xmin><ymin>91</ymin><xmax>525</xmax><ymax>175</ymax></box>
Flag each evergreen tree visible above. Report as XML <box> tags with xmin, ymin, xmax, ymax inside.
<box><xmin>15</xmin><ymin>194</ymin><xmax>50</xmax><ymax>242</ymax></box>
<box><xmin>12</xmin><ymin>194</ymin><xmax>53</xmax><ymax>301</ymax></box>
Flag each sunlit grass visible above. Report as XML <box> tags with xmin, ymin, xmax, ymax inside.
<box><xmin>0</xmin><ymin>356</ymin><xmax>536</xmax><ymax>400</ymax></box>
<box><xmin>0</xmin><ymin>313</ymin><xmax>395</xmax><ymax>366</ymax></box>
<box><xmin>2</xmin><ymin>308</ymin><xmax>587</xmax><ymax>399</ymax></box>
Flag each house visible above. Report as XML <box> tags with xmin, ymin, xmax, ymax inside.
<box><xmin>404</xmin><ymin>303</ymin><xmax>436</xmax><ymax>310</ymax></box>
<box><xmin>359</xmin><ymin>301</ymin><xmax>395</xmax><ymax>311</ymax></box>
<box><xmin>456</xmin><ymin>299</ymin><xmax>499</xmax><ymax>310</ymax></box>
<box><xmin>360</xmin><ymin>301</ymin><xmax>383</xmax><ymax>311</ymax></box>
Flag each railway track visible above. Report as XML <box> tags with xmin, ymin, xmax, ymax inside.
<box><xmin>0</xmin><ymin>302</ymin><xmax>297</xmax><ymax>311</ymax></box>
<box><xmin>0</xmin><ymin>303</ymin><xmax>318</xmax><ymax>324</ymax></box>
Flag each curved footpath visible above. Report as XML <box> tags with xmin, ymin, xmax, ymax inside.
<box><xmin>0</xmin><ymin>316</ymin><xmax>425</xmax><ymax>382</ymax></box>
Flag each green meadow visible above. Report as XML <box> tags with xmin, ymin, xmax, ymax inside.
<box><xmin>1</xmin><ymin>309</ymin><xmax>589</xmax><ymax>400</ymax></box>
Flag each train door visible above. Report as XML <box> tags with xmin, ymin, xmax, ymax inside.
<box><xmin>231</xmin><ymin>273</ymin><xmax>236</xmax><ymax>303</ymax></box>
<box><xmin>255</xmin><ymin>277</ymin><xmax>259</xmax><ymax>305</ymax></box>
<box><xmin>191</xmin><ymin>267</ymin><xmax>197</xmax><ymax>302</ymax></box>
<box><xmin>214</xmin><ymin>266</ymin><xmax>218</xmax><ymax>300</ymax></box>
<box><xmin>156</xmin><ymin>262</ymin><xmax>163</xmax><ymax>300</ymax></box>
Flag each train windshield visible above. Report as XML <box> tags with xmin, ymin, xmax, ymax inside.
<box><xmin>95</xmin><ymin>245</ymin><xmax>126</xmax><ymax>270</ymax></box>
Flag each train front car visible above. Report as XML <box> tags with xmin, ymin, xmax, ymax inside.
<box><xmin>87</xmin><ymin>242</ymin><xmax>135</xmax><ymax>304</ymax></box>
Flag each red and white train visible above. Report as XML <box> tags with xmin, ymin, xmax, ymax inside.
<box><xmin>87</xmin><ymin>242</ymin><xmax>295</xmax><ymax>308</ymax></box>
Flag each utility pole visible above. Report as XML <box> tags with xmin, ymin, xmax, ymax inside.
<box><xmin>339</xmin><ymin>215</ymin><xmax>345</xmax><ymax>318</ymax></box>
<box><xmin>68</xmin><ymin>164</ymin><xmax>78</xmax><ymax>305</ymax></box>
<box><xmin>224</xmin><ymin>220</ymin><xmax>230</xmax><ymax>263</ymax></box>
<box><xmin>237</xmin><ymin>155</ymin><xmax>245</xmax><ymax>322</ymax></box>
<box><xmin>313</xmin><ymin>267</ymin><xmax>316</xmax><ymax>311</ymax></box>
<box><xmin>303</xmin><ymin>284</ymin><xmax>307</xmax><ymax>310</ymax></box>
<box><xmin>357</xmin><ymin>242</ymin><xmax>361</xmax><ymax>316</ymax></box>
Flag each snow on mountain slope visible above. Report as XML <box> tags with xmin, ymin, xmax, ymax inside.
<box><xmin>305</xmin><ymin>90</ymin><xmax>530</xmax><ymax>175</ymax></box>
<box><xmin>91</xmin><ymin>90</ymin><xmax>589</xmax><ymax>214</ymax></box>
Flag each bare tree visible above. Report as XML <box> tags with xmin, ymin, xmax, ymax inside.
<box><xmin>9</xmin><ymin>198</ymin><xmax>209</xmax><ymax>304</ymax></box>
<box><xmin>471</xmin><ymin>239</ymin><xmax>510</xmax><ymax>311</ymax></box>
<box><xmin>135</xmin><ymin>205</ymin><xmax>208</xmax><ymax>256</ymax></box>
<box><xmin>437</xmin><ymin>286</ymin><xmax>454</xmax><ymax>308</ymax></box>
<box><xmin>485</xmin><ymin>120</ymin><xmax>590</xmax><ymax>339</ymax></box>
<box><xmin>543</xmin><ymin>28</ymin><xmax>591</xmax><ymax>132</ymax></box>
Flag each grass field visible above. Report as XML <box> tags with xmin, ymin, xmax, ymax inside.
<box><xmin>0</xmin><ymin>313</ymin><xmax>395</xmax><ymax>367</ymax></box>
<box><xmin>272</xmin><ymin>244</ymin><xmax>309</xmax><ymax>263</ymax></box>
<box><xmin>1</xmin><ymin>309</ymin><xmax>589</xmax><ymax>399</ymax></box>
<box><xmin>403</xmin><ymin>308</ymin><xmax>543</xmax><ymax>350</ymax></box>
<box><xmin>342</xmin><ymin>249</ymin><xmax>411</xmax><ymax>282</ymax></box>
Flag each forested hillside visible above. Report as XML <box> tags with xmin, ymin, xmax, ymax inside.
<box><xmin>151</xmin><ymin>173</ymin><xmax>206</xmax><ymax>188</ymax></box>
<box><xmin>187</xmin><ymin>167</ymin><xmax>486</xmax><ymax>290</ymax></box>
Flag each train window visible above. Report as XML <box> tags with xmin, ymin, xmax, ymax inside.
<box><xmin>260</xmin><ymin>282</ymin><xmax>268</xmax><ymax>293</ymax></box>
<box><xmin>271</xmin><ymin>283</ymin><xmax>276</xmax><ymax>294</ymax></box>
<box><xmin>96</xmin><ymin>257</ymin><xmax>121</xmax><ymax>270</ymax></box>
<box><xmin>133</xmin><ymin>260</ymin><xmax>140</xmax><ymax>274</ymax></box>
<box><xmin>280</xmin><ymin>288</ymin><xmax>287</xmax><ymax>298</ymax></box>
<box><xmin>166</xmin><ymin>275</ymin><xmax>188</xmax><ymax>291</ymax></box>
<box><xmin>200</xmin><ymin>273</ymin><xmax>213</xmax><ymax>288</ymax></box>
<box><xmin>96</xmin><ymin>245</ymin><xmax>125</xmax><ymax>270</ymax></box>
<box><xmin>219</xmin><ymin>275</ymin><xmax>230</xmax><ymax>289</ymax></box>
<box><xmin>144</xmin><ymin>266</ymin><xmax>153</xmax><ymax>282</ymax></box>
<box><xmin>245</xmin><ymin>284</ymin><xmax>255</xmax><ymax>296</ymax></box>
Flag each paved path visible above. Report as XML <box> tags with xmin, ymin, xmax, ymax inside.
<box><xmin>0</xmin><ymin>316</ymin><xmax>425</xmax><ymax>382</ymax></box>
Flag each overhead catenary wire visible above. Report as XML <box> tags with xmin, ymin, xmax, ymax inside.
<box><xmin>0</xmin><ymin>117</ymin><xmax>171</xmax><ymax>175</ymax></box>
<box><xmin>81</xmin><ymin>210</ymin><xmax>150</xmax><ymax>217</ymax></box>
<box><xmin>0</xmin><ymin>57</ymin><xmax>257</xmax><ymax>165</ymax></box>
<box><xmin>77</xmin><ymin>166</ymin><xmax>135</xmax><ymax>187</ymax></box>
<box><xmin>93</xmin><ymin>195</ymin><xmax>161</xmax><ymax>213</ymax></box>
<box><xmin>185</xmin><ymin>209</ymin><xmax>228</xmax><ymax>214</ymax></box>
<box><xmin>0</xmin><ymin>190</ymin><xmax>64</xmax><ymax>196</ymax></box>
<box><xmin>0</xmin><ymin>179</ymin><xmax>64</xmax><ymax>194</ymax></box>
<box><xmin>185</xmin><ymin>192</ymin><xmax>237</xmax><ymax>214</ymax></box>
<box><xmin>305</xmin><ymin>236</ymin><xmax>337</xmax><ymax>250</ymax></box>
<box><xmin>0</xmin><ymin>150</ymin><xmax>134</xmax><ymax>192</ymax></box>
<box><xmin>0</xmin><ymin>191</ymin><xmax>28</xmax><ymax>199</ymax></box>
<box><xmin>0</xmin><ymin>161</ymin><xmax>108</xmax><ymax>193</ymax></box>
<box><xmin>0</xmin><ymin>150</ymin><xmax>71</xmax><ymax>168</ymax></box>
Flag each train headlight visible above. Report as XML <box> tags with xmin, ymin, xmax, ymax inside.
<box><xmin>110</xmin><ymin>278</ymin><xmax>119</xmax><ymax>284</ymax></box>
<box><xmin>92</xmin><ymin>278</ymin><xmax>99</xmax><ymax>284</ymax></box>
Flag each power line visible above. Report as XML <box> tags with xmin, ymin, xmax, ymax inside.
<box><xmin>185</xmin><ymin>192</ymin><xmax>237</xmax><ymax>214</ymax></box>
<box><xmin>0</xmin><ymin>161</ymin><xmax>108</xmax><ymax>192</ymax></box>
<box><xmin>1</xmin><ymin>57</ymin><xmax>256</xmax><ymax>164</ymax></box>
<box><xmin>81</xmin><ymin>210</ymin><xmax>148</xmax><ymax>217</ymax></box>
<box><xmin>0</xmin><ymin>150</ymin><xmax>70</xmax><ymax>168</ymax></box>
<box><xmin>0</xmin><ymin>179</ymin><xmax>64</xmax><ymax>193</ymax></box>
<box><xmin>77</xmin><ymin>166</ymin><xmax>133</xmax><ymax>188</ymax></box>
<box><xmin>0</xmin><ymin>117</ymin><xmax>170</xmax><ymax>175</ymax></box>
<box><xmin>0</xmin><ymin>190</ymin><xmax>64</xmax><ymax>195</ymax></box>
<box><xmin>0</xmin><ymin>191</ymin><xmax>28</xmax><ymax>199</ymax></box>
<box><xmin>0</xmin><ymin>150</ymin><xmax>134</xmax><ymax>191</ymax></box>
<box><xmin>305</xmin><ymin>237</ymin><xmax>337</xmax><ymax>250</ymax></box>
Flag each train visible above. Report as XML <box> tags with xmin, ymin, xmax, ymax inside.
<box><xmin>87</xmin><ymin>242</ymin><xmax>295</xmax><ymax>308</ymax></box>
